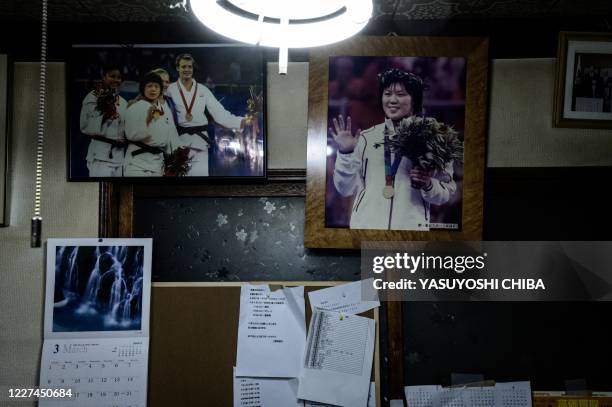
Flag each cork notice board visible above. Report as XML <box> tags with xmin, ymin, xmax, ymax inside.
<box><xmin>148</xmin><ymin>285</ymin><xmax>380</xmax><ymax>406</ymax></box>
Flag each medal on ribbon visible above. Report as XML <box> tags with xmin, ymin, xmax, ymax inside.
<box><xmin>179</xmin><ymin>82</ymin><xmax>197</xmax><ymax>123</ymax></box>
<box><xmin>383</xmin><ymin>121</ymin><xmax>401</xmax><ymax>199</ymax></box>
<box><xmin>152</xmin><ymin>101</ymin><xmax>164</xmax><ymax>121</ymax></box>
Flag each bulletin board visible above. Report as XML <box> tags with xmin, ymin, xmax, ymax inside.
<box><xmin>148</xmin><ymin>284</ymin><xmax>380</xmax><ymax>406</ymax></box>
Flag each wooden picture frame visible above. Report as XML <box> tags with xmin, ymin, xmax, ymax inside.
<box><xmin>553</xmin><ymin>31</ymin><xmax>612</xmax><ymax>128</ymax></box>
<box><xmin>305</xmin><ymin>36</ymin><xmax>488</xmax><ymax>249</ymax></box>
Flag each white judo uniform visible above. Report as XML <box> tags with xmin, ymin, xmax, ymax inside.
<box><xmin>167</xmin><ymin>80</ymin><xmax>243</xmax><ymax>176</ymax></box>
<box><xmin>123</xmin><ymin>99</ymin><xmax>182</xmax><ymax>177</ymax></box>
<box><xmin>333</xmin><ymin>122</ymin><xmax>456</xmax><ymax>231</ymax></box>
<box><xmin>79</xmin><ymin>91</ymin><xmax>127</xmax><ymax>177</ymax></box>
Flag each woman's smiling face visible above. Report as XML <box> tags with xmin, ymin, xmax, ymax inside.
<box><xmin>144</xmin><ymin>82</ymin><xmax>161</xmax><ymax>101</ymax></box>
<box><xmin>102</xmin><ymin>69</ymin><xmax>122</xmax><ymax>90</ymax></box>
<box><xmin>382</xmin><ymin>83</ymin><xmax>413</xmax><ymax>120</ymax></box>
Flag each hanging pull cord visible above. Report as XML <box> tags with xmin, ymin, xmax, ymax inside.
<box><xmin>31</xmin><ymin>0</ymin><xmax>47</xmax><ymax>248</ymax></box>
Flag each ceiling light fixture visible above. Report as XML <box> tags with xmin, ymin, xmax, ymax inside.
<box><xmin>190</xmin><ymin>0</ymin><xmax>373</xmax><ymax>74</ymax></box>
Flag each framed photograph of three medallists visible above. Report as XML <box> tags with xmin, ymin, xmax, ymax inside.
<box><xmin>304</xmin><ymin>36</ymin><xmax>489</xmax><ymax>248</ymax></box>
<box><xmin>68</xmin><ymin>44</ymin><xmax>266</xmax><ymax>181</ymax></box>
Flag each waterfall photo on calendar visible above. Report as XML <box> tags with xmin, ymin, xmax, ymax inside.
<box><xmin>51</xmin><ymin>244</ymin><xmax>146</xmax><ymax>332</ymax></box>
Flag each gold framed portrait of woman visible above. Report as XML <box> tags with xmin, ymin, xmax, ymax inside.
<box><xmin>304</xmin><ymin>36</ymin><xmax>488</xmax><ymax>248</ymax></box>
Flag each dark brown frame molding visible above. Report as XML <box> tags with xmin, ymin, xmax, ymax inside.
<box><xmin>99</xmin><ymin>168</ymin><xmax>307</xmax><ymax>238</ymax></box>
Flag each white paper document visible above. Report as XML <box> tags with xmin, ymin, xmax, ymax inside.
<box><xmin>298</xmin><ymin>310</ymin><xmax>375</xmax><ymax>407</ymax></box>
<box><xmin>304</xmin><ymin>382</ymin><xmax>377</xmax><ymax>407</ymax></box>
<box><xmin>233</xmin><ymin>367</ymin><xmax>302</xmax><ymax>407</ymax></box>
<box><xmin>39</xmin><ymin>238</ymin><xmax>152</xmax><ymax>407</ymax></box>
<box><xmin>308</xmin><ymin>279</ymin><xmax>380</xmax><ymax>315</ymax></box>
<box><xmin>236</xmin><ymin>284</ymin><xmax>306</xmax><ymax>378</ymax></box>
<box><xmin>405</xmin><ymin>381</ymin><xmax>532</xmax><ymax>407</ymax></box>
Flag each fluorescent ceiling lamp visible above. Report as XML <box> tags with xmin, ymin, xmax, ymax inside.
<box><xmin>191</xmin><ymin>0</ymin><xmax>373</xmax><ymax>73</ymax></box>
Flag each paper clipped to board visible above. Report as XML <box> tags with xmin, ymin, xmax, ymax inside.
<box><xmin>304</xmin><ymin>382</ymin><xmax>377</xmax><ymax>407</ymax></box>
<box><xmin>308</xmin><ymin>279</ymin><xmax>380</xmax><ymax>315</ymax></box>
<box><xmin>236</xmin><ymin>284</ymin><xmax>306</xmax><ymax>378</ymax></box>
<box><xmin>405</xmin><ymin>381</ymin><xmax>532</xmax><ymax>407</ymax></box>
<box><xmin>233</xmin><ymin>367</ymin><xmax>302</xmax><ymax>407</ymax></box>
<box><xmin>39</xmin><ymin>238</ymin><xmax>152</xmax><ymax>407</ymax></box>
<box><xmin>298</xmin><ymin>309</ymin><xmax>376</xmax><ymax>407</ymax></box>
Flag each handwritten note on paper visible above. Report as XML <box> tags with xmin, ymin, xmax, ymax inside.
<box><xmin>405</xmin><ymin>382</ymin><xmax>533</xmax><ymax>407</ymax></box>
<box><xmin>233</xmin><ymin>368</ymin><xmax>302</xmax><ymax>407</ymax></box>
<box><xmin>236</xmin><ymin>284</ymin><xmax>306</xmax><ymax>378</ymax></box>
<box><xmin>298</xmin><ymin>310</ymin><xmax>375</xmax><ymax>407</ymax></box>
<box><xmin>308</xmin><ymin>279</ymin><xmax>380</xmax><ymax>315</ymax></box>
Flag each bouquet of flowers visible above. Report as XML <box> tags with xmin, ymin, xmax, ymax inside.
<box><xmin>244</xmin><ymin>86</ymin><xmax>263</xmax><ymax>125</ymax></box>
<box><xmin>93</xmin><ymin>83</ymin><xmax>118</xmax><ymax>124</ymax></box>
<box><xmin>164</xmin><ymin>147</ymin><xmax>192</xmax><ymax>177</ymax></box>
<box><xmin>242</xmin><ymin>86</ymin><xmax>263</xmax><ymax>158</ymax></box>
<box><xmin>376</xmin><ymin>116</ymin><xmax>463</xmax><ymax>177</ymax></box>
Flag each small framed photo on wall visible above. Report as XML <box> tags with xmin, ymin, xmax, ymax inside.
<box><xmin>554</xmin><ymin>32</ymin><xmax>612</xmax><ymax>129</ymax></box>
<box><xmin>68</xmin><ymin>44</ymin><xmax>266</xmax><ymax>181</ymax></box>
<box><xmin>304</xmin><ymin>36</ymin><xmax>489</xmax><ymax>249</ymax></box>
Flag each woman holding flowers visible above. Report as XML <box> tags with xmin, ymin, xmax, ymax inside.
<box><xmin>331</xmin><ymin>68</ymin><xmax>461</xmax><ymax>231</ymax></box>
<box><xmin>79</xmin><ymin>63</ymin><xmax>128</xmax><ymax>177</ymax></box>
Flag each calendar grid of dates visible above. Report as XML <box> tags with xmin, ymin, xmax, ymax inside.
<box><xmin>39</xmin><ymin>339</ymin><xmax>148</xmax><ymax>407</ymax></box>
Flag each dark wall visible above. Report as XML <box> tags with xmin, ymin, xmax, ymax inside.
<box><xmin>403</xmin><ymin>301</ymin><xmax>612</xmax><ymax>389</ymax></box>
<box><xmin>401</xmin><ymin>167</ymin><xmax>612</xmax><ymax>391</ymax></box>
